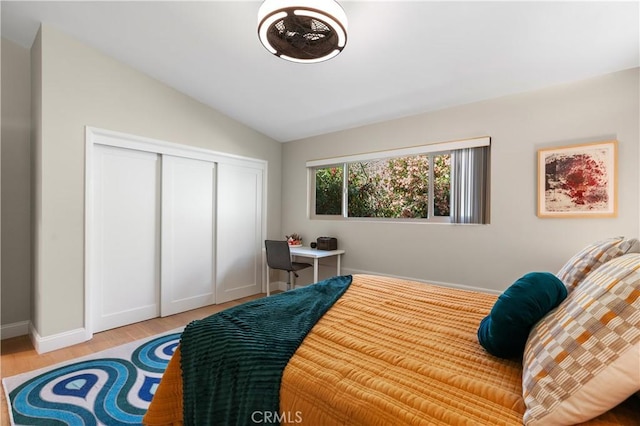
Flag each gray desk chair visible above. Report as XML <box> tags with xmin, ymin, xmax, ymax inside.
<box><xmin>265</xmin><ymin>240</ymin><xmax>312</xmax><ymax>293</ymax></box>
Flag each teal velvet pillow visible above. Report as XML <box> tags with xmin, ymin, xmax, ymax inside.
<box><xmin>477</xmin><ymin>272</ymin><xmax>567</xmax><ymax>359</ymax></box>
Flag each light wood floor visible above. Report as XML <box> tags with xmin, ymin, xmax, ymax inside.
<box><xmin>0</xmin><ymin>293</ymin><xmax>264</xmax><ymax>425</ymax></box>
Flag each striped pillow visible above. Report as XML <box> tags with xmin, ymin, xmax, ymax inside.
<box><xmin>522</xmin><ymin>253</ymin><xmax>640</xmax><ymax>425</ymax></box>
<box><xmin>556</xmin><ymin>237</ymin><xmax>639</xmax><ymax>294</ymax></box>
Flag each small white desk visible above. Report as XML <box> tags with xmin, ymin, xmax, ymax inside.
<box><xmin>266</xmin><ymin>246</ymin><xmax>346</xmax><ymax>296</ymax></box>
<box><xmin>290</xmin><ymin>246</ymin><xmax>346</xmax><ymax>283</ymax></box>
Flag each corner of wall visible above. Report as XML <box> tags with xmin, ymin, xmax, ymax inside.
<box><xmin>29</xmin><ymin>322</ymin><xmax>90</xmax><ymax>354</ymax></box>
<box><xmin>30</xmin><ymin>25</ymin><xmax>43</xmax><ymax>336</ymax></box>
<box><xmin>0</xmin><ymin>321</ymin><xmax>30</xmax><ymax>340</ymax></box>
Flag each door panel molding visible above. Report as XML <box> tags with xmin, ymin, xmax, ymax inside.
<box><xmin>161</xmin><ymin>156</ymin><xmax>216</xmax><ymax>316</ymax></box>
<box><xmin>91</xmin><ymin>145</ymin><xmax>161</xmax><ymax>333</ymax></box>
<box><xmin>216</xmin><ymin>163</ymin><xmax>263</xmax><ymax>303</ymax></box>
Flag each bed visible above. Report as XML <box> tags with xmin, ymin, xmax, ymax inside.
<box><xmin>143</xmin><ymin>241</ymin><xmax>640</xmax><ymax>425</ymax></box>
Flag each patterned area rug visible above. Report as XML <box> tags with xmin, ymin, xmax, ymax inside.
<box><xmin>3</xmin><ymin>329</ymin><xmax>182</xmax><ymax>425</ymax></box>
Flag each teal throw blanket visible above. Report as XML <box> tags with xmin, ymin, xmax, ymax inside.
<box><xmin>180</xmin><ymin>275</ymin><xmax>353</xmax><ymax>426</ymax></box>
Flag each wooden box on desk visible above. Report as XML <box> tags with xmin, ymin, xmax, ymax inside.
<box><xmin>316</xmin><ymin>237</ymin><xmax>337</xmax><ymax>250</ymax></box>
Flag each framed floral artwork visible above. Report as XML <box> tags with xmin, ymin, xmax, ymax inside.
<box><xmin>537</xmin><ymin>140</ymin><xmax>617</xmax><ymax>218</ymax></box>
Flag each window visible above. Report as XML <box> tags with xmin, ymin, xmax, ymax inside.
<box><xmin>309</xmin><ymin>137</ymin><xmax>490</xmax><ymax>224</ymax></box>
<box><xmin>314</xmin><ymin>165</ymin><xmax>343</xmax><ymax>215</ymax></box>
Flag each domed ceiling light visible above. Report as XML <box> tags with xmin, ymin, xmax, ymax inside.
<box><xmin>257</xmin><ymin>0</ymin><xmax>348</xmax><ymax>63</ymax></box>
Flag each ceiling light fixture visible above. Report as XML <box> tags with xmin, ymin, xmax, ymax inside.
<box><xmin>257</xmin><ymin>0</ymin><xmax>348</xmax><ymax>63</ymax></box>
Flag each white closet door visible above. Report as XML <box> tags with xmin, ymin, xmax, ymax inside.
<box><xmin>161</xmin><ymin>156</ymin><xmax>216</xmax><ymax>316</ymax></box>
<box><xmin>216</xmin><ymin>163</ymin><xmax>263</xmax><ymax>303</ymax></box>
<box><xmin>92</xmin><ymin>145</ymin><xmax>160</xmax><ymax>333</ymax></box>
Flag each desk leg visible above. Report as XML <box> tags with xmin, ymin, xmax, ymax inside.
<box><xmin>336</xmin><ymin>254</ymin><xmax>341</xmax><ymax>276</ymax></box>
<box><xmin>266</xmin><ymin>266</ymin><xmax>270</xmax><ymax>296</ymax></box>
<box><xmin>313</xmin><ymin>259</ymin><xmax>319</xmax><ymax>283</ymax></box>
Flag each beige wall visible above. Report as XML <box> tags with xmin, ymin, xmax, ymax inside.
<box><xmin>1</xmin><ymin>38</ymin><xmax>32</xmax><ymax>328</ymax></box>
<box><xmin>282</xmin><ymin>68</ymin><xmax>640</xmax><ymax>292</ymax></box>
<box><xmin>32</xmin><ymin>25</ymin><xmax>282</xmax><ymax>338</ymax></box>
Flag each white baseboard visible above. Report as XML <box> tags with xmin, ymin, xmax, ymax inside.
<box><xmin>1</xmin><ymin>321</ymin><xmax>30</xmax><ymax>340</ymax></box>
<box><xmin>29</xmin><ymin>323</ymin><xmax>91</xmax><ymax>354</ymax></box>
<box><xmin>340</xmin><ymin>268</ymin><xmax>502</xmax><ymax>295</ymax></box>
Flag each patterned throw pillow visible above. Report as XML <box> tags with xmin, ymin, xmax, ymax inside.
<box><xmin>556</xmin><ymin>237</ymin><xmax>639</xmax><ymax>294</ymax></box>
<box><xmin>522</xmin><ymin>253</ymin><xmax>640</xmax><ymax>425</ymax></box>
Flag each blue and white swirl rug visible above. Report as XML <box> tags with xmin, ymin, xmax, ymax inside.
<box><xmin>2</xmin><ymin>329</ymin><xmax>182</xmax><ymax>425</ymax></box>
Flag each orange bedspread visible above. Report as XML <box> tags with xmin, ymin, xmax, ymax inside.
<box><xmin>144</xmin><ymin>274</ymin><xmax>640</xmax><ymax>425</ymax></box>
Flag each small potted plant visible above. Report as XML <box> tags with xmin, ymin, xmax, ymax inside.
<box><xmin>286</xmin><ymin>233</ymin><xmax>302</xmax><ymax>247</ymax></box>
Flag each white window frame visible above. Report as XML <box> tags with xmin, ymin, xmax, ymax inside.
<box><xmin>307</xmin><ymin>136</ymin><xmax>490</xmax><ymax>222</ymax></box>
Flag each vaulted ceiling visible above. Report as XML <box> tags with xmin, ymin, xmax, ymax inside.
<box><xmin>2</xmin><ymin>1</ymin><xmax>638</xmax><ymax>142</ymax></box>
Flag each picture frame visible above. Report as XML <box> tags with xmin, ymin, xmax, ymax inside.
<box><xmin>537</xmin><ymin>140</ymin><xmax>617</xmax><ymax>218</ymax></box>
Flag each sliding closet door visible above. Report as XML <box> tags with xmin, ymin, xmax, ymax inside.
<box><xmin>216</xmin><ymin>163</ymin><xmax>263</xmax><ymax>303</ymax></box>
<box><xmin>161</xmin><ymin>156</ymin><xmax>216</xmax><ymax>316</ymax></box>
<box><xmin>92</xmin><ymin>145</ymin><xmax>160</xmax><ymax>333</ymax></box>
